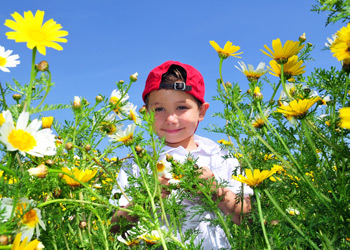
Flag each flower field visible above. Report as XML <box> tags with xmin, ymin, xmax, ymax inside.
<box><xmin>1</xmin><ymin>1</ymin><xmax>350</xmax><ymax>249</ymax></box>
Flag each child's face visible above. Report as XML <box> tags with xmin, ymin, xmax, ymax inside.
<box><xmin>147</xmin><ymin>89</ymin><xmax>209</xmax><ymax>150</ymax></box>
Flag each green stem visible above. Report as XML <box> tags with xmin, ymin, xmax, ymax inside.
<box><xmin>280</xmin><ymin>63</ymin><xmax>292</xmax><ymax>101</ymax></box>
<box><xmin>254</xmin><ymin>189</ymin><xmax>271</xmax><ymax>250</ymax></box>
<box><xmin>264</xmin><ymin>190</ymin><xmax>321</xmax><ymax>250</ymax></box>
<box><xmin>34</xmin><ymin>70</ymin><xmax>52</xmax><ymax>111</ymax></box>
<box><xmin>89</xmin><ymin>206</ymin><xmax>109</xmax><ymax>250</ymax></box>
<box><xmin>25</xmin><ymin>47</ymin><xmax>37</xmax><ymax>111</ymax></box>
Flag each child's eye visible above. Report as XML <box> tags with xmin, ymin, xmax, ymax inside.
<box><xmin>177</xmin><ymin>106</ymin><xmax>188</xmax><ymax>110</ymax></box>
<box><xmin>154</xmin><ymin>107</ymin><xmax>164</xmax><ymax>112</ymax></box>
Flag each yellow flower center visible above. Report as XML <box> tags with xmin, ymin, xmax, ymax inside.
<box><xmin>119</xmin><ymin>134</ymin><xmax>133</xmax><ymax>143</ymax></box>
<box><xmin>0</xmin><ymin>114</ymin><xmax>5</xmax><ymax>126</ymax></box>
<box><xmin>22</xmin><ymin>209</ymin><xmax>39</xmax><ymax>228</ymax></box>
<box><xmin>157</xmin><ymin>162</ymin><xmax>166</xmax><ymax>172</ymax></box>
<box><xmin>0</xmin><ymin>56</ymin><xmax>7</xmax><ymax>67</ymax></box>
<box><xmin>28</xmin><ymin>29</ymin><xmax>47</xmax><ymax>43</ymax></box>
<box><xmin>110</xmin><ymin>97</ymin><xmax>122</xmax><ymax>113</ymax></box>
<box><xmin>8</xmin><ymin>129</ymin><xmax>37</xmax><ymax>151</ymax></box>
<box><xmin>130</xmin><ymin>110</ymin><xmax>137</xmax><ymax>122</ymax></box>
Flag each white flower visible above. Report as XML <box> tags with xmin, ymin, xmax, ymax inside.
<box><xmin>0</xmin><ymin>45</ymin><xmax>20</xmax><ymax>72</ymax></box>
<box><xmin>235</xmin><ymin>61</ymin><xmax>269</xmax><ymax>81</ymax></box>
<box><xmin>124</xmin><ymin>103</ymin><xmax>142</xmax><ymax>124</ymax></box>
<box><xmin>138</xmin><ymin>229</ymin><xmax>160</xmax><ymax>244</ymax></box>
<box><xmin>0</xmin><ymin>198</ymin><xmax>46</xmax><ymax>241</ymax></box>
<box><xmin>109</xmin><ymin>89</ymin><xmax>129</xmax><ymax>117</ymax></box>
<box><xmin>108</xmin><ymin>123</ymin><xmax>136</xmax><ymax>143</ymax></box>
<box><xmin>73</xmin><ymin>96</ymin><xmax>81</xmax><ymax>109</ymax></box>
<box><xmin>156</xmin><ymin>160</ymin><xmax>172</xmax><ymax>179</ymax></box>
<box><xmin>279</xmin><ymin>82</ymin><xmax>296</xmax><ymax>101</ymax></box>
<box><xmin>36</xmin><ymin>242</ymin><xmax>45</xmax><ymax>249</ymax></box>
<box><xmin>286</xmin><ymin>207</ymin><xmax>300</xmax><ymax>216</ymax></box>
<box><xmin>0</xmin><ymin>111</ymin><xmax>56</xmax><ymax>157</ymax></box>
<box><xmin>251</xmin><ymin>108</ymin><xmax>271</xmax><ymax>129</ymax></box>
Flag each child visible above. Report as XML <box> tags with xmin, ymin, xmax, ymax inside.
<box><xmin>110</xmin><ymin>60</ymin><xmax>253</xmax><ymax>249</ymax></box>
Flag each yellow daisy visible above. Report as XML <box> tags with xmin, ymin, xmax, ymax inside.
<box><xmin>5</xmin><ymin>10</ymin><xmax>68</xmax><ymax>56</ymax></box>
<box><xmin>339</xmin><ymin>107</ymin><xmax>350</xmax><ymax>129</ymax></box>
<box><xmin>61</xmin><ymin>167</ymin><xmax>97</xmax><ymax>187</ymax></box>
<box><xmin>11</xmin><ymin>233</ymin><xmax>39</xmax><ymax>250</ymax></box>
<box><xmin>232</xmin><ymin>169</ymin><xmax>276</xmax><ymax>187</ymax></box>
<box><xmin>276</xmin><ymin>97</ymin><xmax>321</xmax><ymax>120</ymax></box>
<box><xmin>235</xmin><ymin>61</ymin><xmax>269</xmax><ymax>82</ymax></box>
<box><xmin>330</xmin><ymin>23</ymin><xmax>350</xmax><ymax>61</ymax></box>
<box><xmin>0</xmin><ymin>111</ymin><xmax>56</xmax><ymax>157</ymax></box>
<box><xmin>269</xmin><ymin>55</ymin><xmax>305</xmax><ymax>80</ymax></box>
<box><xmin>261</xmin><ymin>38</ymin><xmax>304</xmax><ymax>64</ymax></box>
<box><xmin>210</xmin><ymin>40</ymin><xmax>243</xmax><ymax>59</ymax></box>
<box><xmin>217</xmin><ymin>139</ymin><xmax>231</xmax><ymax>145</ymax></box>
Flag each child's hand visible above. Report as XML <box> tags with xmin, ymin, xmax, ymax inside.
<box><xmin>197</xmin><ymin>167</ymin><xmax>225</xmax><ymax>198</ymax></box>
<box><xmin>198</xmin><ymin>166</ymin><xmax>215</xmax><ymax>180</ymax></box>
<box><xmin>158</xmin><ymin>176</ymin><xmax>171</xmax><ymax>198</ymax></box>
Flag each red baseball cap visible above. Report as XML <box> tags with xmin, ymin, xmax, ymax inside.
<box><xmin>142</xmin><ymin>60</ymin><xmax>205</xmax><ymax>103</ymax></box>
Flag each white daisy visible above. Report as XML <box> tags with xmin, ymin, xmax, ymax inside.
<box><xmin>235</xmin><ymin>61</ymin><xmax>269</xmax><ymax>81</ymax></box>
<box><xmin>0</xmin><ymin>111</ymin><xmax>56</xmax><ymax>157</ymax></box>
<box><xmin>109</xmin><ymin>89</ymin><xmax>129</xmax><ymax>117</ymax></box>
<box><xmin>0</xmin><ymin>198</ymin><xmax>46</xmax><ymax>241</ymax></box>
<box><xmin>108</xmin><ymin>123</ymin><xmax>136</xmax><ymax>143</ymax></box>
<box><xmin>124</xmin><ymin>103</ymin><xmax>142</xmax><ymax>124</ymax></box>
<box><xmin>251</xmin><ymin>108</ymin><xmax>271</xmax><ymax>129</ymax></box>
<box><xmin>286</xmin><ymin>207</ymin><xmax>300</xmax><ymax>216</ymax></box>
<box><xmin>156</xmin><ymin>160</ymin><xmax>172</xmax><ymax>179</ymax></box>
<box><xmin>0</xmin><ymin>45</ymin><xmax>20</xmax><ymax>72</ymax></box>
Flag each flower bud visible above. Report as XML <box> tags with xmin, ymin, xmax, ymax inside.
<box><xmin>12</xmin><ymin>94</ymin><xmax>21</xmax><ymax>101</ymax></box>
<box><xmin>253</xmin><ymin>87</ymin><xmax>263</xmax><ymax>101</ymax></box>
<box><xmin>28</xmin><ymin>164</ymin><xmax>48</xmax><ymax>178</ymax></box>
<box><xmin>307</xmin><ymin>42</ymin><xmax>313</xmax><ymax>47</ymax></box>
<box><xmin>299</xmin><ymin>33</ymin><xmax>306</xmax><ymax>43</ymax></box>
<box><xmin>130</xmin><ymin>72</ymin><xmax>138</xmax><ymax>82</ymax></box>
<box><xmin>135</xmin><ymin>145</ymin><xmax>143</xmax><ymax>153</ymax></box>
<box><xmin>0</xmin><ymin>235</ymin><xmax>9</xmax><ymax>245</ymax></box>
<box><xmin>138</xmin><ymin>105</ymin><xmax>147</xmax><ymax>114</ymax></box>
<box><xmin>45</xmin><ymin>159</ymin><xmax>54</xmax><ymax>165</ymax></box>
<box><xmin>73</xmin><ymin>96</ymin><xmax>81</xmax><ymax>110</ymax></box>
<box><xmin>42</xmin><ymin>116</ymin><xmax>54</xmax><ymax>129</ymax></box>
<box><xmin>269</xmin><ymin>100</ymin><xmax>275</xmax><ymax>105</ymax></box>
<box><xmin>53</xmin><ymin>188</ymin><xmax>62</xmax><ymax>197</ymax></box>
<box><xmin>79</xmin><ymin>220</ymin><xmax>87</xmax><ymax>229</ymax></box>
<box><xmin>95</xmin><ymin>95</ymin><xmax>103</xmax><ymax>103</ymax></box>
<box><xmin>270</xmin><ymin>219</ymin><xmax>279</xmax><ymax>226</ymax></box>
<box><xmin>118</xmin><ymin>80</ymin><xmax>125</xmax><ymax>84</ymax></box>
<box><xmin>247</xmin><ymin>89</ymin><xmax>252</xmax><ymax>95</ymax></box>
<box><xmin>166</xmin><ymin>154</ymin><xmax>173</xmax><ymax>162</ymax></box>
<box><xmin>37</xmin><ymin>60</ymin><xmax>49</xmax><ymax>71</ymax></box>
<box><xmin>225</xmin><ymin>82</ymin><xmax>232</xmax><ymax>88</ymax></box>
<box><xmin>65</xmin><ymin>142</ymin><xmax>74</xmax><ymax>151</ymax></box>
<box><xmin>85</xmin><ymin>144</ymin><xmax>92</xmax><ymax>152</ymax></box>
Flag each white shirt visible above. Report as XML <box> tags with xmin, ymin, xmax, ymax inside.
<box><xmin>110</xmin><ymin>135</ymin><xmax>253</xmax><ymax>250</ymax></box>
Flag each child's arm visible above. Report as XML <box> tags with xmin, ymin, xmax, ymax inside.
<box><xmin>199</xmin><ymin>166</ymin><xmax>251</xmax><ymax>225</ymax></box>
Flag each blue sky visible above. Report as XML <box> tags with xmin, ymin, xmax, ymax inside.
<box><xmin>0</xmin><ymin>0</ymin><xmax>345</xmax><ymax>156</ymax></box>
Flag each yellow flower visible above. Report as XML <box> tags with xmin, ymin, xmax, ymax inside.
<box><xmin>339</xmin><ymin>107</ymin><xmax>350</xmax><ymax>129</ymax></box>
<box><xmin>61</xmin><ymin>167</ymin><xmax>97</xmax><ymax>187</ymax></box>
<box><xmin>232</xmin><ymin>169</ymin><xmax>276</xmax><ymax>187</ymax></box>
<box><xmin>276</xmin><ymin>97</ymin><xmax>321</xmax><ymax>120</ymax></box>
<box><xmin>217</xmin><ymin>139</ymin><xmax>231</xmax><ymax>145</ymax></box>
<box><xmin>210</xmin><ymin>40</ymin><xmax>243</xmax><ymax>59</ymax></box>
<box><xmin>41</xmin><ymin>116</ymin><xmax>53</xmax><ymax>129</ymax></box>
<box><xmin>330</xmin><ymin>23</ymin><xmax>350</xmax><ymax>61</ymax></box>
<box><xmin>261</xmin><ymin>38</ymin><xmax>304</xmax><ymax>64</ymax></box>
<box><xmin>269</xmin><ymin>55</ymin><xmax>305</xmax><ymax>80</ymax></box>
<box><xmin>11</xmin><ymin>233</ymin><xmax>39</xmax><ymax>250</ymax></box>
<box><xmin>235</xmin><ymin>61</ymin><xmax>269</xmax><ymax>82</ymax></box>
<box><xmin>5</xmin><ymin>10</ymin><xmax>68</xmax><ymax>56</ymax></box>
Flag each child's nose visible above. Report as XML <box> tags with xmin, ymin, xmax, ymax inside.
<box><xmin>165</xmin><ymin>113</ymin><xmax>178</xmax><ymax>123</ymax></box>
